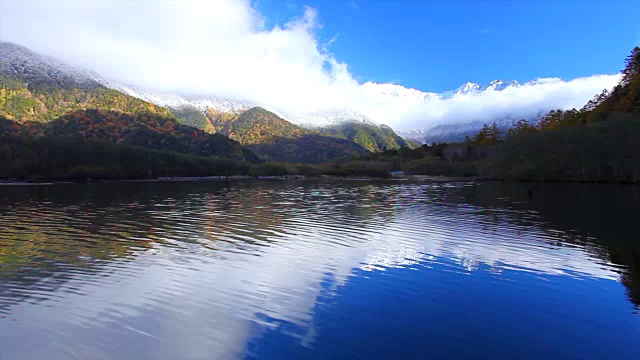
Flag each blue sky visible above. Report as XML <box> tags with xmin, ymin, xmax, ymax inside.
<box><xmin>257</xmin><ymin>0</ymin><xmax>640</xmax><ymax>92</ymax></box>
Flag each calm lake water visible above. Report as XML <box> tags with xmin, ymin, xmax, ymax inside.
<box><xmin>1</xmin><ymin>180</ymin><xmax>639</xmax><ymax>359</ymax></box>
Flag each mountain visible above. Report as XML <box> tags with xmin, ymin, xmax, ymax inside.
<box><xmin>363</xmin><ymin>79</ymin><xmax>546</xmax><ymax>143</ymax></box>
<box><xmin>0</xmin><ymin>109</ymin><xmax>259</xmax><ymax>161</ymax></box>
<box><xmin>361</xmin><ymin>79</ymin><xmax>527</xmax><ymax>103</ymax></box>
<box><xmin>204</xmin><ymin>106</ymin><xmax>370</xmax><ymax>163</ymax></box>
<box><xmin>318</xmin><ymin>122</ymin><xmax>412</xmax><ymax>152</ymax></box>
<box><xmin>106</xmin><ymin>81</ymin><xmax>407</xmax><ymax>152</ymax></box>
<box><xmin>205</xmin><ymin>106</ymin><xmax>409</xmax><ymax>155</ymax></box>
<box><xmin>0</xmin><ymin>70</ymin><xmax>173</xmax><ymax>123</ymax></box>
<box><xmin>206</xmin><ymin>106</ymin><xmax>309</xmax><ymax>144</ymax></box>
<box><xmin>248</xmin><ymin>133</ymin><xmax>369</xmax><ymax>163</ymax></box>
<box><xmin>0</xmin><ymin>42</ymin><xmax>374</xmax><ymax>163</ymax></box>
<box><xmin>103</xmin><ymin>80</ymin><xmax>258</xmax><ymax>116</ymax></box>
<box><xmin>398</xmin><ymin>112</ymin><xmax>547</xmax><ymax>144</ymax></box>
<box><xmin>0</xmin><ymin>42</ymin><xmax>100</xmax><ymax>90</ymax></box>
<box><xmin>209</xmin><ymin>106</ymin><xmax>411</xmax><ymax>153</ymax></box>
<box><xmin>0</xmin><ymin>41</ymin><xmax>550</xmax><ymax>148</ymax></box>
<box><xmin>482</xmin><ymin>80</ymin><xmax>521</xmax><ymax>92</ymax></box>
<box><xmin>0</xmin><ymin>43</ymin><xmax>257</xmax><ymax>162</ymax></box>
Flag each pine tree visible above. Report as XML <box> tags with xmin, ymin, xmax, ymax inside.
<box><xmin>473</xmin><ymin>123</ymin><xmax>502</xmax><ymax>145</ymax></box>
<box><xmin>488</xmin><ymin>122</ymin><xmax>502</xmax><ymax>143</ymax></box>
<box><xmin>621</xmin><ymin>47</ymin><xmax>640</xmax><ymax>86</ymax></box>
<box><xmin>474</xmin><ymin>124</ymin><xmax>491</xmax><ymax>144</ymax></box>
<box><xmin>506</xmin><ymin>119</ymin><xmax>537</xmax><ymax>138</ymax></box>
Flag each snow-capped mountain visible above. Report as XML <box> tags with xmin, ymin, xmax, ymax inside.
<box><xmin>0</xmin><ymin>42</ymin><xmax>101</xmax><ymax>89</ymax></box>
<box><xmin>105</xmin><ymin>81</ymin><xmax>372</xmax><ymax>127</ymax></box>
<box><xmin>362</xmin><ymin>82</ymin><xmax>440</xmax><ymax>103</ymax></box>
<box><xmin>441</xmin><ymin>81</ymin><xmax>482</xmax><ymax>99</ymax></box>
<box><xmin>398</xmin><ymin>111</ymin><xmax>547</xmax><ymax>144</ymax></box>
<box><xmin>104</xmin><ymin>80</ymin><xmax>257</xmax><ymax>115</ymax></box>
<box><xmin>363</xmin><ymin>79</ymin><xmax>551</xmax><ymax>143</ymax></box>
<box><xmin>482</xmin><ymin>79</ymin><xmax>521</xmax><ymax>92</ymax></box>
<box><xmin>288</xmin><ymin>108</ymin><xmax>379</xmax><ymax>128</ymax></box>
<box><xmin>0</xmin><ymin>42</ymin><xmax>375</xmax><ymax>127</ymax></box>
<box><xmin>362</xmin><ymin>79</ymin><xmax>528</xmax><ymax>103</ymax></box>
<box><xmin>0</xmin><ymin>41</ymin><xmax>550</xmax><ymax>140</ymax></box>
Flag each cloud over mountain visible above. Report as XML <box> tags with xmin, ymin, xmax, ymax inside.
<box><xmin>0</xmin><ymin>0</ymin><xmax>621</xmax><ymax>130</ymax></box>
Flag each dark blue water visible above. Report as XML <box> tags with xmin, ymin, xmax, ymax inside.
<box><xmin>1</xmin><ymin>180</ymin><xmax>639</xmax><ymax>359</ymax></box>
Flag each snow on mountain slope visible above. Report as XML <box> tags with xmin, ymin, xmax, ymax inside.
<box><xmin>103</xmin><ymin>80</ymin><xmax>256</xmax><ymax>114</ymax></box>
<box><xmin>398</xmin><ymin>111</ymin><xmax>547</xmax><ymax>144</ymax></box>
<box><xmin>100</xmin><ymin>81</ymin><xmax>379</xmax><ymax>127</ymax></box>
<box><xmin>363</xmin><ymin>79</ymin><xmax>554</xmax><ymax>143</ymax></box>
<box><xmin>362</xmin><ymin>79</ymin><xmax>526</xmax><ymax>103</ymax></box>
<box><xmin>0</xmin><ymin>41</ymin><xmax>552</xmax><ymax>138</ymax></box>
<box><xmin>362</xmin><ymin>82</ymin><xmax>440</xmax><ymax>103</ymax></box>
<box><xmin>0</xmin><ymin>42</ymin><xmax>100</xmax><ymax>89</ymax></box>
<box><xmin>288</xmin><ymin>108</ymin><xmax>379</xmax><ymax>128</ymax></box>
<box><xmin>482</xmin><ymin>80</ymin><xmax>521</xmax><ymax>91</ymax></box>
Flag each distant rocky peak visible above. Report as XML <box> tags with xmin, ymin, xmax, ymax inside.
<box><xmin>457</xmin><ymin>82</ymin><xmax>481</xmax><ymax>93</ymax></box>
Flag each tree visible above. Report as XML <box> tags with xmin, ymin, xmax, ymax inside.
<box><xmin>581</xmin><ymin>89</ymin><xmax>610</xmax><ymax>113</ymax></box>
<box><xmin>621</xmin><ymin>46</ymin><xmax>640</xmax><ymax>86</ymax></box>
<box><xmin>488</xmin><ymin>122</ymin><xmax>502</xmax><ymax>143</ymax></box>
<box><xmin>506</xmin><ymin>119</ymin><xmax>537</xmax><ymax>139</ymax></box>
<box><xmin>473</xmin><ymin>122</ymin><xmax>502</xmax><ymax>145</ymax></box>
<box><xmin>474</xmin><ymin>124</ymin><xmax>491</xmax><ymax>144</ymax></box>
<box><xmin>539</xmin><ymin>109</ymin><xmax>566</xmax><ymax>131</ymax></box>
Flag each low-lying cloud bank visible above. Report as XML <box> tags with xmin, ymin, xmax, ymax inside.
<box><xmin>0</xmin><ymin>0</ymin><xmax>621</xmax><ymax>130</ymax></box>
<box><xmin>364</xmin><ymin>75</ymin><xmax>621</xmax><ymax>130</ymax></box>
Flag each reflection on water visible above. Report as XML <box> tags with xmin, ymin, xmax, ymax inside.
<box><xmin>1</xmin><ymin>180</ymin><xmax>639</xmax><ymax>359</ymax></box>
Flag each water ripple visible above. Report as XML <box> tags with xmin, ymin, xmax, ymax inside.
<box><xmin>1</xmin><ymin>181</ymin><xmax>639</xmax><ymax>359</ymax></box>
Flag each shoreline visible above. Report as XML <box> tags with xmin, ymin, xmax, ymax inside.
<box><xmin>0</xmin><ymin>174</ymin><xmax>472</xmax><ymax>186</ymax></box>
<box><xmin>2</xmin><ymin>174</ymin><xmax>637</xmax><ymax>186</ymax></box>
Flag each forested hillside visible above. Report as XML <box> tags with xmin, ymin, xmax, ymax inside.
<box><xmin>0</xmin><ymin>72</ymin><xmax>171</xmax><ymax>122</ymax></box>
<box><xmin>473</xmin><ymin>47</ymin><xmax>640</xmax><ymax>181</ymax></box>
<box><xmin>199</xmin><ymin>106</ymin><xmax>369</xmax><ymax>163</ymax></box>
<box><xmin>0</xmin><ymin>64</ymin><xmax>264</xmax><ymax>180</ymax></box>
<box><xmin>205</xmin><ymin>107</ymin><xmax>310</xmax><ymax>144</ymax></box>
<box><xmin>0</xmin><ymin>64</ymin><xmax>260</xmax><ymax>164</ymax></box>
<box><xmin>200</xmin><ymin>106</ymin><xmax>413</xmax><ymax>161</ymax></box>
<box><xmin>318</xmin><ymin>122</ymin><xmax>413</xmax><ymax>152</ymax></box>
<box><xmin>1</xmin><ymin>42</ymin><xmax>410</xmax><ymax>165</ymax></box>
<box><xmin>0</xmin><ymin>109</ymin><xmax>257</xmax><ymax>160</ymax></box>
<box><xmin>353</xmin><ymin>47</ymin><xmax>640</xmax><ymax>183</ymax></box>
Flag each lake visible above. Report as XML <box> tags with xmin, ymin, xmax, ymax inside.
<box><xmin>1</xmin><ymin>180</ymin><xmax>639</xmax><ymax>359</ymax></box>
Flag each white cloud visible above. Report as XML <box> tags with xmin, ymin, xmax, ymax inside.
<box><xmin>364</xmin><ymin>75</ymin><xmax>621</xmax><ymax>130</ymax></box>
<box><xmin>0</xmin><ymin>0</ymin><xmax>622</xmax><ymax>130</ymax></box>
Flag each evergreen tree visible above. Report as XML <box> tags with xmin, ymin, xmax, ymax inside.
<box><xmin>473</xmin><ymin>123</ymin><xmax>502</xmax><ymax>145</ymax></box>
<box><xmin>488</xmin><ymin>122</ymin><xmax>502</xmax><ymax>143</ymax></box>
<box><xmin>474</xmin><ymin>124</ymin><xmax>491</xmax><ymax>144</ymax></box>
<box><xmin>581</xmin><ymin>89</ymin><xmax>610</xmax><ymax>112</ymax></box>
<box><xmin>621</xmin><ymin>47</ymin><xmax>640</xmax><ymax>86</ymax></box>
<box><xmin>539</xmin><ymin>109</ymin><xmax>566</xmax><ymax>131</ymax></box>
<box><xmin>506</xmin><ymin>119</ymin><xmax>537</xmax><ymax>138</ymax></box>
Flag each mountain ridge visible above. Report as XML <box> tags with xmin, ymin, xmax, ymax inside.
<box><xmin>0</xmin><ymin>41</ymin><xmax>560</xmax><ymax>146</ymax></box>
<box><xmin>0</xmin><ymin>42</ymin><xmax>537</xmax><ymax>127</ymax></box>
